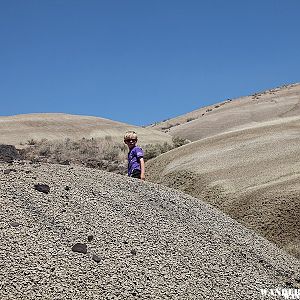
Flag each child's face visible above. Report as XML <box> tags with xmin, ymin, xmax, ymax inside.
<box><xmin>124</xmin><ymin>138</ymin><xmax>137</xmax><ymax>149</ymax></box>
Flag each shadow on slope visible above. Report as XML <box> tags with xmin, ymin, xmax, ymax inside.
<box><xmin>146</xmin><ymin>116</ymin><xmax>300</xmax><ymax>259</ymax></box>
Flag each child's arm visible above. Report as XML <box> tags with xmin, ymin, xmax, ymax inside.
<box><xmin>140</xmin><ymin>158</ymin><xmax>145</xmax><ymax>181</ymax></box>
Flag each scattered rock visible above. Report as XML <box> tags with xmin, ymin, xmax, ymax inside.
<box><xmin>4</xmin><ymin>169</ymin><xmax>17</xmax><ymax>174</ymax></box>
<box><xmin>34</xmin><ymin>184</ymin><xmax>50</xmax><ymax>194</ymax></box>
<box><xmin>87</xmin><ymin>235</ymin><xmax>94</xmax><ymax>242</ymax></box>
<box><xmin>92</xmin><ymin>254</ymin><xmax>101</xmax><ymax>263</ymax></box>
<box><xmin>10</xmin><ymin>222</ymin><xmax>21</xmax><ymax>227</ymax></box>
<box><xmin>72</xmin><ymin>243</ymin><xmax>87</xmax><ymax>254</ymax></box>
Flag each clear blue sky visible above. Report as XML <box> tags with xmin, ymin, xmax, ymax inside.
<box><xmin>1</xmin><ymin>0</ymin><xmax>299</xmax><ymax>126</ymax></box>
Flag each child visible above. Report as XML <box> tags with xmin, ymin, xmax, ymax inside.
<box><xmin>124</xmin><ymin>131</ymin><xmax>145</xmax><ymax>180</ymax></box>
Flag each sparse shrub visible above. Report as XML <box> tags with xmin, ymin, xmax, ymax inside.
<box><xmin>105</xmin><ymin>135</ymin><xmax>112</xmax><ymax>141</ymax></box>
<box><xmin>143</xmin><ymin>138</ymin><xmax>189</xmax><ymax>161</ymax></box>
<box><xmin>186</xmin><ymin>117</ymin><xmax>196</xmax><ymax>122</ymax></box>
<box><xmin>161</xmin><ymin>124</ymin><xmax>173</xmax><ymax>131</ymax></box>
<box><xmin>27</xmin><ymin>139</ymin><xmax>37</xmax><ymax>145</ymax></box>
<box><xmin>21</xmin><ymin>137</ymin><xmax>127</xmax><ymax>174</ymax></box>
<box><xmin>144</xmin><ymin>144</ymin><xmax>162</xmax><ymax>160</ymax></box>
<box><xmin>103</xmin><ymin>145</ymin><xmax>120</xmax><ymax>161</ymax></box>
<box><xmin>172</xmin><ymin>136</ymin><xmax>189</xmax><ymax>148</ymax></box>
<box><xmin>21</xmin><ymin>135</ymin><xmax>190</xmax><ymax>172</ymax></box>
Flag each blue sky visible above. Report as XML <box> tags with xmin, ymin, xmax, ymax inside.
<box><xmin>1</xmin><ymin>0</ymin><xmax>299</xmax><ymax>126</ymax></box>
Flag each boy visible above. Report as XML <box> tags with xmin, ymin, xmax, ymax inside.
<box><xmin>124</xmin><ymin>131</ymin><xmax>145</xmax><ymax>180</ymax></box>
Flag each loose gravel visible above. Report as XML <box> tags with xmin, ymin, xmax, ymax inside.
<box><xmin>1</xmin><ymin>162</ymin><xmax>300</xmax><ymax>299</ymax></box>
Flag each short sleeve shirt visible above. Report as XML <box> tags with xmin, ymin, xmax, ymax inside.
<box><xmin>128</xmin><ymin>146</ymin><xmax>144</xmax><ymax>176</ymax></box>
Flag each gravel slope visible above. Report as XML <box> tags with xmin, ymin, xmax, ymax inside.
<box><xmin>1</xmin><ymin>162</ymin><xmax>300</xmax><ymax>299</ymax></box>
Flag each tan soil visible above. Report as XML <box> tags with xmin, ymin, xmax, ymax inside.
<box><xmin>0</xmin><ymin>113</ymin><xmax>172</xmax><ymax>147</ymax></box>
<box><xmin>146</xmin><ymin>105</ymin><xmax>300</xmax><ymax>258</ymax></box>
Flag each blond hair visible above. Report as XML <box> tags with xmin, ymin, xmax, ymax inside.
<box><xmin>124</xmin><ymin>131</ymin><xmax>138</xmax><ymax>141</ymax></box>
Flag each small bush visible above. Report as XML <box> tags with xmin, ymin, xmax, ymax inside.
<box><xmin>144</xmin><ymin>144</ymin><xmax>162</xmax><ymax>160</ymax></box>
<box><xmin>172</xmin><ymin>136</ymin><xmax>189</xmax><ymax>148</ymax></box>
<box><xmin>186</xmin><ymin>117</ymin><xmax>196</xmax><ymax>122</ymax></box>
<box><xmin>143</xmin><ymin>137</ymin><xmax>189</xmax><ymax>161</ymax></box>
<box><xmin>27</xmin><ymin>139</ymin><xmax>37</xmax><ymax>145</ymax></box>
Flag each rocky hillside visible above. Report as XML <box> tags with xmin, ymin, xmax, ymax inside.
<box><xmin>1</xmin><ymin>161</ymin><xmax>300</xmax><ymax>299</ymax></box>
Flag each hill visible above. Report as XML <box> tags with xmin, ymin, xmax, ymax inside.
<box><xmin>146</xmin><ymin>114</ymin><xmax>300</xmax><ymax>258</ymax></box>
<box><xmin>0</xmin><ymin>113</ymin><xmax>172</xmax><ymax>146</ymax></box>
<box><xmin>148</xmin><ymin>83</ymin><xmax>300</xmax><ymax>142</ymax></box>
<box><xmin>1</xmin><ymin>161</ymin><xmax>300</xmax><ymax>299</ymax></box>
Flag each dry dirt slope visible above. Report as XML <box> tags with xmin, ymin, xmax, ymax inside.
<box><xmin>1</xmin><ymin>162</ymin><xmax>300</xmax><ymax>299</ymax></box>
<box><xmin>148</xmin><ymin>83</ymin><xmax>300</xmax><ymax>142</ymax></box>
<box><xmin>146</xmin><ymin>115</ymin><xmax>300</xmax><ymax>259</ymax></box>
<box><xmin>0</xmin><ymin>113</ymin><xmax>172</xmax><ymax>146</ymax></box>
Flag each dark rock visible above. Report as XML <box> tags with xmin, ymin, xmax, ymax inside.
<box><xmin>92</xmin><ymin>254</ymin><xmax>101</xmax><ymax>263</ymax></box>
<box><xmin>4</xmin><ymin>169</ymin><xmax>17</xmax><ymax>174</ymax></box>
<box><xmin>131</xmin><ymin>249</ymin><xmax>137</xmax><ymax>256</ymax></box>
<box><xmin>72</xmin><ymin>243</ymin><xmax>87</xmax><ymax>254</ymax></box>
<box><xmin>25</xmin><ymin>170</ymin><xmax>32</xmax><ymax>174</ymax></box>
<box><xmin>0</xmin><ymin>145</ymin><xmax>20</xmax><ymax>162</ymax></box>
<box><xmin>87</xmin><ymin>235</ymin><xmax>94</xmax><ymax>242</ymax></box>
<box><xmin>50</xmin><ymin>267</ymin><xmax>55</xmax><ymax>272</ymax></box>
<box><xmin>10</xmin><ymin>222</ymin><xmax>21</xmax><ymax>227</ymax></box>
<box><xmin>34</xmin><ymin>184</ymin><xmax>50</xmax><ymax>194</ymax></box>
<box><xmin>60</xmin><ymin>160</ymin><xmax>70</xmax><ymax>165</ymax></box>
<box><xmin>64</xmin><ymin>186</ymin><xmax>70</xmax><ymax>191</ymax></box>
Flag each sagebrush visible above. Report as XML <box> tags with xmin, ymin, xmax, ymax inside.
<box><xmin>21</xmin><ymin>135</ymin><xmax>190</xmax><ymax>174</ymax></box>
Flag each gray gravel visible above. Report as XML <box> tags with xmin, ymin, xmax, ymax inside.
<box><xmin>1</xmin><ymin>162</ymin><xmax>300</xmax><ymax>299</ymax></box>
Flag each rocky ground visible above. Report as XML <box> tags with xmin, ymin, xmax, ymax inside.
<box><xmin>1</xmin><ymin>161</ymin><xmax>300</xmax><ymax>299</ymax></box>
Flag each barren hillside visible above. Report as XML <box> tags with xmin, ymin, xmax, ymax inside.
<box><xmin>1</xmin><ymin>162</ymin><xmax>300</xmax><ymax>299</ymax></box>
<box><xmin>146</xmin><ymin>115</ymin><xmax>300</xmax><ymax>258</ymax></box>
<box><xmin>148</xmin><ymin>83</ymin><xmax>300</xmax><ymax>141</ymax></box>
<box><xmin>0</xmin><ymin>113</ymin><xmax>172</xmax><ymax>146</ymax></box>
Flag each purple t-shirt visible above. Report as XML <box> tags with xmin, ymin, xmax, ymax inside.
<box><xmin>127</xmin><ymin>146</ymin><xmax>144</xmax><ymax>176</ymax></box>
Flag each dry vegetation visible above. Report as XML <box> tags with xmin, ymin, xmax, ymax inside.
<box><xmin>21</xmin><ymin>137</ymin><xmax>128</xmax><ymax>174</ymax></box>
<box><xmin>20</xmin><ymin>136</ymin><xmax>190</xmax><ymax>174</ymax></box>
